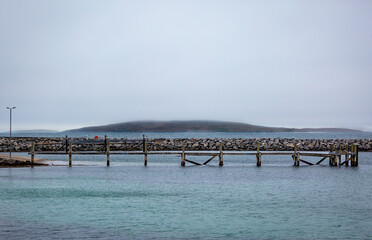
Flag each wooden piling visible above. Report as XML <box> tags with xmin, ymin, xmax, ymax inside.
<box><xmin>104</xmin><ymin>135</ymin><xmax>107</xmax><ymax>152</ymax></box>
<box><xmin>338</xmin><ymin>145</ymin><xmax>342</xmax><ymax>166</ymax></box>
<box><xmin>31</xmin><ymin>141</ymin><xmax>35</xmax><ymax>166</ymax></box>
<box><xmin>296</xmin><ymin>153</ymin><xmax>300</xmax><ymax>167</ymax></box>
<box><xmin>69</xmin><ymin>141</ymin><xmax>72</xmax><ymax>167</ymax></box>
<box><xmin>256</xmin><ymin>142</ymin><xmax>261</xmax><ymax>167</ymax></box>
<box><xmin>143</xmin><ymin>135</ymin><xmax>145</xmax><ymax>152</ymax></box>
<box><xmin>65</xmin><ymin>135</ymin><xmax>68</xmax><ymax>153</ymax></box>
<box><xmin>345</xmin><ymin>145</ymin><xmax>349</xmax><ymax>166</ymax></box>
<box><xmin>219</xmin><ymin>143</ymin><xmax>223</xmax><ymax>166</ymax></box>
<box><xmin>181</xmin><ymin>142</ymin><xmax>185</xmax><ymax>167</ymax></box>
<box><xmin>144</xmin><ymin>141</ymin><xmax>148</xmax><ymax>166</ymax></box>
<box><xmin>354</xmin><ymin>144</ymin><xmax>359</xmax><ymax>167</ymax></box>
<box><xmin>106</xmin><ymin>139</ymin><xmax>110</xmax><ymax>167</ymax></box>
<box><xmin>294</xmin><ymin>142</ymin><xmax>299</xmax><ymax>167</ymax></box>
<box><xmin>330</xmin><ymin>144</ymin><xmax>336</xmax><ymax>166</ymax></box>
<box><xmin>293</xmin><ymin>142</ymin><xmax>296</xmax><ymax>166</ymax></box>
<box><xmin>329</xmin><ymin>144</ymin><xmax>332</xmax><ymax>166</ymax></box>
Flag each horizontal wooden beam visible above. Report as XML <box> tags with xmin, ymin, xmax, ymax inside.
<box><xmin>300</xmin><ymin>153</ymin><xmax>332</xmax><ymax>157</ymax></box>
<box><xmin>261</xmin><ymin>152</ymin><xmax>296</xmax><ymax>156</ymax></box>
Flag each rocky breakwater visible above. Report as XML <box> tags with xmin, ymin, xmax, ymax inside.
<box><xmin>0</xmin><ymin>153</ymin><xmax>48</xmax><ymax>167</ymax></box>
<box><xmin>0</xmin><ymin>137</ymin><xmax>371</xmax><ymax>152</ymax></box>
<box><xmin>149</xmin><ymin>138</ymin><xmax>371</xmax><ymax>151</ymax></box>
<box><xmin>0</xmin><ymin>157</ymin><xmax>32</xmax><ymax>167</ymax></box>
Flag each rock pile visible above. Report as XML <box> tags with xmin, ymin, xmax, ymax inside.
<box><xmin>0</xmin><ymin>137</ymin><xmax>371</xmax><ymax>152</ymax></box>
<box><xmin>0</xmin><ymin>157</ymin><xmax>34</xmax><ymax>167</ymax></box>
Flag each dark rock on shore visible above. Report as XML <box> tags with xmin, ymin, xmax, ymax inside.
<box><xmin>0</xmin><ymin>157</ymin><xmax>46</xmax><ymax>167</ymax></box>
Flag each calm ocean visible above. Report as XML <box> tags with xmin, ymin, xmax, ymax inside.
<box><xmin>1</xmin><ymin>132</ymin><xmax>371</xmax><ymax>239</ymax></box>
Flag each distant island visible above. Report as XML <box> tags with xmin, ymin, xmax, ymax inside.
<box><xmin>65</xmin><ymin>120</ymin><xmax>361</xmax><ymax>133</ymax></box>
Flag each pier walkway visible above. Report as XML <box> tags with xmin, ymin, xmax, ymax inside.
<box><xmin>28</xmin><ymin>136</ymin><xmax>359</xmax><ymax>167</ymax></box>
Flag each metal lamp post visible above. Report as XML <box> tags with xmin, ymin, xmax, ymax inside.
<box><xmin>6</xmin><ymin>107</ymin><xmax>16</xmax><ymax>159</ymax></box>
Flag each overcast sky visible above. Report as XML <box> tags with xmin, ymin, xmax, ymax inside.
<box><xmin>0</xmin><ymin>0</ymin><xmax>371</xmax><ymax>131</ymax></box>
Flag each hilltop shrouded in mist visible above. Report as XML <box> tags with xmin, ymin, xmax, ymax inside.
<box><xmin>65</xmin><ymin>120</ymin><xmax>360</xmax><ymax>133</ymax></box>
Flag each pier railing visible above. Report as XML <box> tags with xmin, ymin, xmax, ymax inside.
<box><xmin>28</xmin><ymin>135</ymin><xmax>359</xmax><ymax>167</ymax></box>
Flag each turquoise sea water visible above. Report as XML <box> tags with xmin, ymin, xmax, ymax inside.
<box><xmin>1</xmin><ymin>132</ymin><xmax>372</xmax><ymax>239</ymax></box>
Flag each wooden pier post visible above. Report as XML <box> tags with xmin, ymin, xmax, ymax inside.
<box><xmin>345</xmin><ymin>145</ymin><xmax>349</xmax><ymax>166</ymax></box>
<box><xmin>334</xmin><ymin>144</ymin><xmax>338</xmax><ymax>166</ymax></box>
<box><xmin>350</xmin><ymin>145</ymin><xmax>354</xmax><ymax>166</ymax></box>
<box><xmin>144</xmin><ymin>141</ymin><xmax>148</xmax><ymax>166</ymax></box>
<box><xmin>330</xmin><ymin>144</ymin><xmax>336</xmax><ymax>166</ymax></box>
<box><xmin>219</xmin><ymin>143</ymin><xmax>223</xmax><ymax>166</ymax></box>
<box><xmin>353</xmin><ymin>144</ymin><xmax>359</xmax><ymax>167</ymax></box>
<box><xmin>293</xmin><ymin>142</ymin><xmax>299</xmax><ymax>167</ymax></box>
<box><xmin>106</xmin><ymin>139</ymin><xmax>110</xmax><ymax>167</ymax></box>
<box><xmin>181</xmin><ymin>142</ymin><xmax>185</xmax><ymax>167</ymax></box>
<box><xmin>297</xmin><ymin>153</ymin><xmax>300</xmax><ymax>167</ymax></box>
<box><xmin>31</xmin><ymin>141</ymin><xmax>35</xmax><ymax>166</ymax></box>
<box><xmin>338</xmin><ymin>145</ymin><xmax>342</xmax><ymax>166</ymax></box>
<box><xmin>104</xmin><ymin>135</ymin><xmax>107</xmax><ymax>152</ymax></box>
<box><xmin>69</xmin><ymin>141</ymin><xmax>72</xmax><ymax>167</ymax></box>
<box><xmin>256</xmin><ymin>142</ymin><xmax>261</xmax><ymax>167</ymax></box>
<box><xmin>142</xmin><ymin>135</ymin><xmax>145</xmax><ymax>152</ymax></box>
<box><xmin>293</xmin><ymin>142</ymin><xmax>296</xmax><ymax>166</ymax></box>
<box><xmin>65</xmin><ymin>135</ymin><xmax>68</xmax><ymax>153</ymax></box>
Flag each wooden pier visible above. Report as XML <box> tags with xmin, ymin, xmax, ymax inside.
<box><xmin>28</xmin><ymin>136</ymin><xmax>359</xmax><ymax>167</ymax></box>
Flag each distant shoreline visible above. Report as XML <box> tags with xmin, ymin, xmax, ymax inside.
<box><xmin>65</xmin><ymin>120</ymin><xmax>363</xmax><ymax>133</ymax></box>
<box><xmin>0</xmin><ymin>120</ymin><xmax>366</xmax><ymax>134</ymax></box>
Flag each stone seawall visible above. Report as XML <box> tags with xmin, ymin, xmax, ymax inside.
<box><xmin>0</xmin><ymin>137</ymin><xmax>371</xmax><ymax>152</ymax></box>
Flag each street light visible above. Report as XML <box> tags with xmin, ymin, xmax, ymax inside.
<box><xmin>6</xmin><ymin>107</ymin><xmax>16</xmax><ymax>159</ymax></box>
